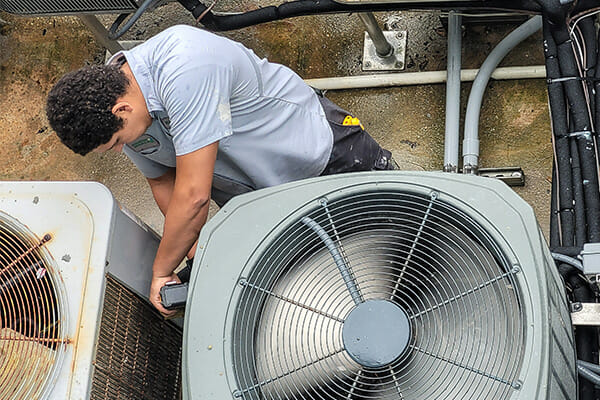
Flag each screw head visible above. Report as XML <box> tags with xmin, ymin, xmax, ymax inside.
<box><xmin>364</xmin><ymin>61</ymin><xmax>372</xmax><ymax>68</ymax></box>
<box><xmin>512</xmin><ymin>380</ymin><xmax>523</xmax><ymax>390</ymax></box>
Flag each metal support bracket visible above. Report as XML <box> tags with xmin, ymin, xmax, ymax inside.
<box><xmin>478</xmin><ymin>167</ymin><xmax>525</xmax><ymax>187</ymax></box>
<box><xmin>362</xmin><ymin>31</ymin><xmax>407</xmax><ymax>71</ymax></box>
<box><xmin>105</xmin><ymin>40</ymin><xmax>144</xmax><ymax>61</ymax></box>
<box><xmin>571</xmin><ymin>302</ymin><xmax>600</xmax><ymax>326</ymax></box>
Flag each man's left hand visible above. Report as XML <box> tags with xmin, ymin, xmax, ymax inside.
<box><xmin>150</xmin><ymin>273</ymin><xmax>181</xmax><ymax>317</ymax></box>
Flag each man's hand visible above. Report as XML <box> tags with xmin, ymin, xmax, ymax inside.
<box><xmin>150</xmin><ymin>273</ymin><xmax>181</xmax><ymax>317</ymax></box>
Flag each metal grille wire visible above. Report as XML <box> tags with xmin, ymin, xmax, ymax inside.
<box><xmin>0</xmin><ymin>0</ymin><xmax>138</xmax><ymax>15</ymax></box>
<box><xmin>0</xmin><ymin>212</ymin><xmax>69</xmax><ymax>400</ymax></box>
<box><xmin>231</xmin><ymin>190</ymin><xmax>525</xmax><ymax>399</ymax></box>
<box><xmin>91</xmin><ymin>275</ymin><xmax>183</xmax><ymax>400</ymax></box>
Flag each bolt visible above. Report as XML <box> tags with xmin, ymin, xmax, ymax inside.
<box><xmin>364</xmin><ymin>61</ymin><xmax>372</xmax><ymax>68</ymax></box>
<box><xmin>395</xmin><ymin>61</ymin><xmax>403</xmax><ymax>69</ymax></box>
<box><xmin>396</xmin><ymin>31</ymin><xmax>404</xmax><ymax>39</ymax></box>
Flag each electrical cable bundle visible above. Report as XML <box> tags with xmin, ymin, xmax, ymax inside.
<box><xmin>543</xmin><ymin>2</ymin><xmax>600</xmax><ymax>399</ymax></box>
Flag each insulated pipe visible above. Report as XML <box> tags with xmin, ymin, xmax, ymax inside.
<box><xmin>444</xmin><ymin>11</ymin><xmax>462</xmax><ymax>173</ymax></box>
<box><xmin>177</xmin><ymin>0</ymin><xmax>547</xmax><ymax>32</ymax></box>
<box><xmin>304</xmin><ymin>65</ymin><xmax>546</xmax><ymax>90</ymax></box>
<box><xmin>462</xmin><ymin>15</ymin><xmax>543</xmax><ymax>174</ymax></box>
<box><xmin>544</xmin><ymin>20</ymin><xmax>575</xmax><ymax>247</ymax></box>
<box><xmin>358</xmin><ymin>13</ymin><xmax>393</xmax><ymax>58</ymax></box>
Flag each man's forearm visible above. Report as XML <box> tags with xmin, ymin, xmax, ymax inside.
<box><xmin>149</xmin><ymin>141</ymin><xmax>218</xmax><ymax>315</ymax></box>
<box><xmin>152</xmin><ymin>189</ymin><xmax>210</xmax><ymax>278</ymax></box>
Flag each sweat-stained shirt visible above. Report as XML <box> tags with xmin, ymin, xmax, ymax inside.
<box><xmin>108</xmin><ymin>25</ymin><xmax>333</xmax><ymax>201</ymax></box>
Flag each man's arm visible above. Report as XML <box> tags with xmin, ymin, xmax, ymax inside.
<box><xmin>147</xmin><ymin>168</ymin><xmax>175</xmax><ymax>216</ymax></box>
<box><xmin>149</xmin><ymin>141</ymin><xmax>218</xmax><ymax>315</ymax></box>
<box><xmin>148</xmin><ymin>169</ymin><xmax>199</xmax><ymax>260</ymax></box>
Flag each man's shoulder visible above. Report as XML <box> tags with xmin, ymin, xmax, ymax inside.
<box><xmin>154</xmin><ymin>24</ymin><xmax>215</xmax><ymax>43</ymax></box>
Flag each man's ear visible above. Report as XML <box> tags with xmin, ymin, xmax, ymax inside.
<box><xmin>112</xmin><ymin>101</ymin><xmax>133</xmax><ymax>116</ymax></box>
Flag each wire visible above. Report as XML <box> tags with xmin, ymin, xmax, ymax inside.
<box><xmin>570</xmin><ymin>26</ymin><xmax>595</xmax><ymax>133</ymax></box>
<box><xmin>196</xmin><ymin>0</ymin><xmax>217</xmax><ymax>23</ymax></box>
<box><xmin>569</xmin><ymin>8</ymin><xmax>600</xmax><ymax>35</ymax></box>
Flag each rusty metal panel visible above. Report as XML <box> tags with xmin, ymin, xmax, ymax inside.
<box><xmin>91</xmin><ymin>275</ymin><xmax>182</xmax><ymax>400</ymax></box>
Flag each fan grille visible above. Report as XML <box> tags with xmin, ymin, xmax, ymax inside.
<box><xmin>231</xmin><ymin>190</ymin><xmax>525</xmax><ymax>399</ymax></box>
<box><xmin>0</xmin><ymin>212</ymin><xmax>68</xmax><ymax>400</ymax></box>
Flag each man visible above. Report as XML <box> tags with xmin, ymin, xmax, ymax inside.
<box><xmin>46</xmin><ymin>24</ymin><xmax>395</xmax><ymax>316</ymax></box>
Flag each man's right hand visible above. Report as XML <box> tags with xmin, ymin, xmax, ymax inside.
<box><xmin>150</xmin><ymin>273</ymin><xmax>181</xmax><ymax>317</ymax></box>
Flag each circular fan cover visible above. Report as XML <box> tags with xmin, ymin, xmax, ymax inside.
<box><xmin>0</xmin><ymin>212</ymin><xmax>68</xmax><ymax>400</ymax></box>
<box><xmin>231</xmin><ymin>190</ymin><xmax>525</xmax><ymax>399</ymax></box>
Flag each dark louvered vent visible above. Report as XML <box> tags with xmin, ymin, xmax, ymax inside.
<box><xmin>91</xmin><ymin>275</ymin><xmax>182</xmax><ymax>400</ymax></box>
<box><xmin>0</xmin><ymin>0</ymin><xmax>138</xmax><ymax>15</ymax></box>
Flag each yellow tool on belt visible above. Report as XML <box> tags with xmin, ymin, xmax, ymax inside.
<box><xmin>343</xmin><ymin>115</ymin><xmax>364</xmax><ymax>130</ymax></box>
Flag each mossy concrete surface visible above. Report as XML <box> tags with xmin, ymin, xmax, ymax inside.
<box><xmin>0</xmin><ymin>6</ymin><xmax>552</xmax><ymax>236</ymax></box>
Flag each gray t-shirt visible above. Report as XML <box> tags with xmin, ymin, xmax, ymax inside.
<box><xmin>110</xmin><ymin>25</ymin><xmax>333</xmax><ymax>192</ymax></box>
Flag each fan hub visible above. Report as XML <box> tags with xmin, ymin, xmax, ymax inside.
<box><xmin>342</xmin><ymin>299</ymin><xmax>411</xmax><ymax>368</ymax></box>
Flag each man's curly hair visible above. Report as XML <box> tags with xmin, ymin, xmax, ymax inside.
<box><xmin>46</xmin><ymin>65</ymin><xmax>130</xmax><ymax>155</ymax></box>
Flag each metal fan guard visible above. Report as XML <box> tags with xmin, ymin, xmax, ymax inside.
<box><xmin>0</xmin><ymin>211</ymin><xmax>69</xmax><ymax>400</ymax></box>
<box><xmin>231</xmin><ymin>188</ymin><xmax>525</xmax><ymax>400</ymax></box>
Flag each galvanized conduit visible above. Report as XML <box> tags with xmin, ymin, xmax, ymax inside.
<box><xmin>444</xmin><ymin>11</ymin><xmax>462</xmax><ymax>173</ymax></box>
<box><xmin>462</xmin><ymin>15</ymin><xmax>543</xmax><ymax>173</ymax></box>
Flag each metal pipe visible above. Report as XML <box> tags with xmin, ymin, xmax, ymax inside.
<box><xmin>78</xmin><ymin>15</ymin><xmax>123</xmax><ymax>55</ymax></box>
<box><xmin>444</xmin><ymin>11</ymin><xmax>462</xmax><ymax>173</ymax></box>
<box><xmin>358</xmin><ymin>13</ymin><xmax>393</xmax><ymax>58</ymax></box>
<box><xmin>462</xmin><ymin>15</ymin><xmax>542</xmax><ymax>174</ymax></box>
<box><xmin>304</xmin><ymin>65</ymin><xmax>546</xmax><ymax>90</ymax></box>
<box><xmin>579</xmin><ymin>360</ymin><xmax>600</xmax><ymax>375</ymax></box>
<box><xmin>578</xmin><ymin>363</ymin><xmax>600</xmax><ymax>386</ymax></box>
